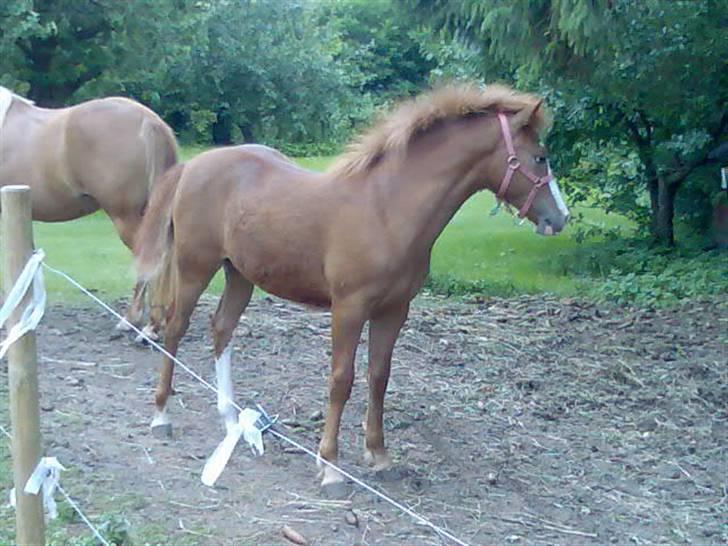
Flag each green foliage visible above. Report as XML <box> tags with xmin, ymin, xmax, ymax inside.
<box><xmin>404</xmin><ymin>0</ymin><xmax>728</xmax><ymax>244</ymax></box>
<box><xmin>555</xmin><ymin>236</ymin><xmax>728</xmax><ymax>306</ymax></box>
<box><xmin>0</xmin><ymin>0</ymin><xmax>45</xmax><ymax>91</ymax></box>
<box><xmin>560</xmin><ymin>139</ymin><xmax>649</xmax><ymax>224</ymax></box>
<box><xmin>590</xmin><ymin>248</ymin><xmax>727</xmax><ymax>307</ymax></box>
<box><xmin>424</xmin><ymin>274</ymin><xmax>518</xmax><ymax>298</ymax></box>
<box><xmin>318</xmin><ymin>0</ymin><xmax>435</xmax><ymax>101</ymax></box>
<box><xmin>2</xmin><ymin>0</ymin><xmax>440</xmax><ymax>148</ymax></box>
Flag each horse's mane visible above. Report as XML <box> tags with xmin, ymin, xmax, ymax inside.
<box><xmin>0</xmin><ymin>87</ymin><xmax>35</xmax><ymax>128</ymax></box>
<box><xmin>329</xmin><ymin>83</ymin><xmax>551</xmax><ymax>179</ymax></box>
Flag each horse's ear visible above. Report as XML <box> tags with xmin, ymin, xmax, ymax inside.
<box><xmin>514</xmin><ymin>99</ymin><xmax>546</xmax><ymax>132</ymax></box>
<box><xmin>529</xmin><ymin>100</ymin><xmax>543</xmax><ymax>125</ymax></box>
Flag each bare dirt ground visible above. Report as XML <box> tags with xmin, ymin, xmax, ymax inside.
<box><xmin>1</xmin><ymin>293</ymin><xmax>726</xmax><ymax>545</ymax></box>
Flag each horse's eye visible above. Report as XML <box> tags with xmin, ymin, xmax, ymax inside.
<box><xmin>535</xmin><ymin>156</ymin><xmax>547</xmax><ymax>164</ymax></box>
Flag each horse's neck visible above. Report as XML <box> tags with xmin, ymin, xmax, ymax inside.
<box><xmin>374</xmin><ymin>142</ymin><xmax>484</xmax><ymax>256</ymax></box>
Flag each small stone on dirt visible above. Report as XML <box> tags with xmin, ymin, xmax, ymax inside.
<box><xmin>309</xmin><ymin>409</ymin><xmax>323</xmax><ymax>421</ymax></box>
<box><xmin>345</xmin><ymin>510</ymin><xmax>359</xmax><ymax>527</ymax></box>
<box><xmin>486</xmin><ymin>472</ymin><xmax>498</xmax><ymax>485</ymax></box>
<box><xmin>638</xmin><ymin>417</ymin><xmax>658</xmax><ymax>432</ymax></box>
<box><xmin>282</xmin><ymin>525</ymin><xmax>307</xmax><ymax>545</ymax></box>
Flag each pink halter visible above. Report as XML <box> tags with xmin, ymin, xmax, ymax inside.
<box><xmin>496</xmin><ymin>113</ymin><xmax>552</xmax><ymax>218</ymax></box>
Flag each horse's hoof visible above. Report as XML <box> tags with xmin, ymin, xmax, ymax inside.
<box><xmin>151</xmin><ymin>423</ymin><xmax>173</xmax><ymax>439</ymax></box>
<box><xmin>135</xmin><ymin>325</ymin><xmax>159</xmax><ymax>345</ymax></box>
<box><xmin>363</xmin><ymin>448</ymin><xmax>393</xmax><ymax>471</ymax></box>
<box><xmin>321</xmin><ymin>480</ymin><xmax>349</xmax><ymax>500</ymax></box>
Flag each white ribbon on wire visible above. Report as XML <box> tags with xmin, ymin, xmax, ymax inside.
<box><xmin>0</xmin><ymin>249</ymin><xmax>46</xmax><ymax>359</ymax></box>
<box><xmin>9</xmin><ymin>456</ymin><xmax>66</xmax><ymax>519</ymax></box>
<box><xmin>201</xmin><ymin>408</ymin><xmax>264</xmax><ymax>487</ymax></box>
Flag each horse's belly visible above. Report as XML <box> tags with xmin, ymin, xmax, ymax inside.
<box><xmin>256</xmin><ymin>278</ymin><xmax>331</xmax><ymax>308</ymax></box>
<box><xmin>30</xmin><ymin>193</ymin><xmax>100</xmax><ymax>221</ymax></box>
<box><xmin>239</xmin><ymin>260</ymin><xmax>331</xmax><ymax>308</ymax></box>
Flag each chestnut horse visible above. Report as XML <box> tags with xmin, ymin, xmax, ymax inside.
<box><xmin>134</xmin><ymin>84</ymin><xmax>570</xmax><ymax>491</ymax></box>
<box><xmin>0</xmin><ymin>87</ymin><xmax>177</xmax><ymax>336</ymax></box>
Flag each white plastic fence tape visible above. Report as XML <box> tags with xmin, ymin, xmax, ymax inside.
<box><xmin>10</xmin><ymin>456</ymin><xmax>66</xmax><ymax>519</ymax></box>
<box><xmin>202</xmin><ymin>408</ymin><xmax>264</xmax><ymax>486</ymax></box>
<box><xmin>0</xmin><ymin>249</ymin><xmax>46</xmax><ymax>359</ymax></box>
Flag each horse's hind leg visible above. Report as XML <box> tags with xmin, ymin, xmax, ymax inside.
<box><xmin>364</xmin><ymin>303</ymin><xmax>409</xmax><ymax>473</ymax></box>
<box><xmin>107</xmin><ymin>211</ymin><xmax>150</xmax><ymax>331</ymax></box>
<box><xmin>210</xmin><ymin>261</ymin><xmax>254</xmax><ymax>433</ymax></box>
<box><xmin>151</xmin><ymin>266</ymin><xmax>213</xmax><ymax>438</ymax></box>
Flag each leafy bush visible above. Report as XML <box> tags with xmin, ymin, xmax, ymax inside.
<box><xmin>424</xmin><ymin>274</ymin><xmax>518</xmax><ymax>298</ymax></box>
<box><xmin>557</xmin><ymin>236</ymin><xmax>728</xmax><ymax>307</ymax></box>
<box><xmin>586</xmin><ymin>249</ymin><xmax>727</xmax><ymax>307</ymax></box>
<box><xmin>275</xmin><ymin>140</ymin><xmax>341</xmax><ymax>158</ymax></box>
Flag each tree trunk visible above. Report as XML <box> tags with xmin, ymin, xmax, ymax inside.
<box><xmin>238</xmin><ymin>123</ymin><xmax>255</xmax><ymax>143</ymax></box>
<box><xmin>212</xmin><ymin>108</ymin><xmax>232</xmax><ymax>145</ymax></box>
<box><xmin>654</xmin><ymin>178</ymin><xmax>677</xmax><ymax>246</ymax></box>
<box><xmin>648</xmin><ymin>176</ymin><xmax>659</xmax><ymax>235</ymax></box>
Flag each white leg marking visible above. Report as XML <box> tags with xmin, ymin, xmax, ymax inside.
<box><xmin>134</xmin><ymin>324</ymin><xmax>159</xmax><ymax>344</ymax></box>
<box><xmin>215</xmin><ymin>344</ymin><xmax>237</xmax><ymax>432</ymax></box>
<box><xmin>548</xmin><ymin>178</ymin><xmax>570</xmax><ymax>217</ymax></box>
<box><xmin>151</xmin><ymin>408</ymin><xmax>171</xmax><ymax>428</ymax></box>
<box><xmin>115</xmin><ymin>318</ymin><xmax>133</xmax><ymax>332</ymax></box>
<box><xmin>317</xmin><ymin>451</ymin><xmax>345</xmax><ymax>485</ymax></box>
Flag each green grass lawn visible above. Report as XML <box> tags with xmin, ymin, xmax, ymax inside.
<box><xmin>15</xmin><ymin>149</ymin><xmax>632</xmax><ymax>304</ymax></box>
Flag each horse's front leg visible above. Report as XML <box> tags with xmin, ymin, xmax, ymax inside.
<box><xmin>318</xmin><ymin>300</ymin><xmax>367</xmax><ymax>493</ymax></box>
<box><xmin>364</xmin><ymin>302</ymin><xmax>409</xmax><ymax>472</ymax></box>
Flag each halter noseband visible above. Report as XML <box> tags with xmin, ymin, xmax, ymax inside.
<box><xmin>496</xmin><ymin>113</ymin><xmax>552</xmax><ymax>218</ymax></box>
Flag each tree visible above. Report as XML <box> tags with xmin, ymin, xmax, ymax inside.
<box><xmin>1</xmin><ymin>0</ymin><xmax>363</xmax><ymax>149</ymax></box>
<box><xmin>172</xmin><ymin>0</ymin><xmax>359</xmax><ymax>147</ymax></box>
<box><xmin>1</xmin><ymin>0</ymin><xmax>118</xmax><ymax>105</ymax></box>
<box><xmin>0</xmin><ymin>0</ymin><xmax>196</xmax><ymax>106</ymax></box>
<box><xmin>0</xmin><ymin>0</ymin><xmax>46</xmax><ymax>91</ymax></box>
<box><xmin>317</xmin><ymin>0</ymin><xmax>436</xmax><ymax>102</ymax></box>
<box><xmin>404</xmin><ymin>0</ymin><xmax>728</xmax><ymax>245</ymax></box>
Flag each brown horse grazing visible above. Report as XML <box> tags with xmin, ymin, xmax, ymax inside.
<box><xmin>134</xmin><ymin>83</ymin><xmax>570</xmax><ymax>490</ymax></box>
<box><xmin>0</xmin><ymin>86</ymin><xmax>177</xmax><ymax>336</ymax></box>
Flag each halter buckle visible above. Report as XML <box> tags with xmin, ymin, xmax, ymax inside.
<box><xmin>507</xmin><ymin>155</ymin><xmax>520</xmax><ymax>170</ymax></box>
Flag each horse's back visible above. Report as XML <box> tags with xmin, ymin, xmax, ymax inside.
<box><xmin>1</xmin><ymin>93</ymin><xmax>177</xmax><ymax>222</ymax></box>
<box><xmin>170</xmin><ymin>144</ymin><xmax>333</xmax><ymax>304</ymax></box>
<box><xmin>62</xmin><ymin>96</ymin><xmax>177</xmax><ymax>214</ymax></box>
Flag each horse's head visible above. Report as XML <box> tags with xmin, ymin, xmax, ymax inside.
<box><xmin>485</xmin><ymin>102</ymin><xmax>570</xmax><ymax>235</ymax></box>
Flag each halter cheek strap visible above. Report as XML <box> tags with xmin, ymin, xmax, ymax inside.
<box><xmin>496</xmin><ymin>113</ymin><xmax>552</xmax><ymax>218</ymax></box>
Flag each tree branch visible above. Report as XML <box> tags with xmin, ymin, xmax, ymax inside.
<box><xmin>665</xmin><ymin>108</ymin><xmax>728</xmax><ymax>187</ymax></box>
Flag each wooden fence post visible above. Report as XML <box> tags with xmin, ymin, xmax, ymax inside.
<box><xmin>1</xmin><ymin>185</ymin><xmax>45</xmax><ymax>545</ymax></box>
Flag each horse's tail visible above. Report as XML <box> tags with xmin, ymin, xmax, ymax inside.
<box><xmin>140</xmin><ymin>115</ymin><xmax>178</xmax><ymax>198</ymax></box>
<box><xmin>134</xmin><ymin>163</ymin><xmax>184</xmax><ymax>282</ymax></box>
